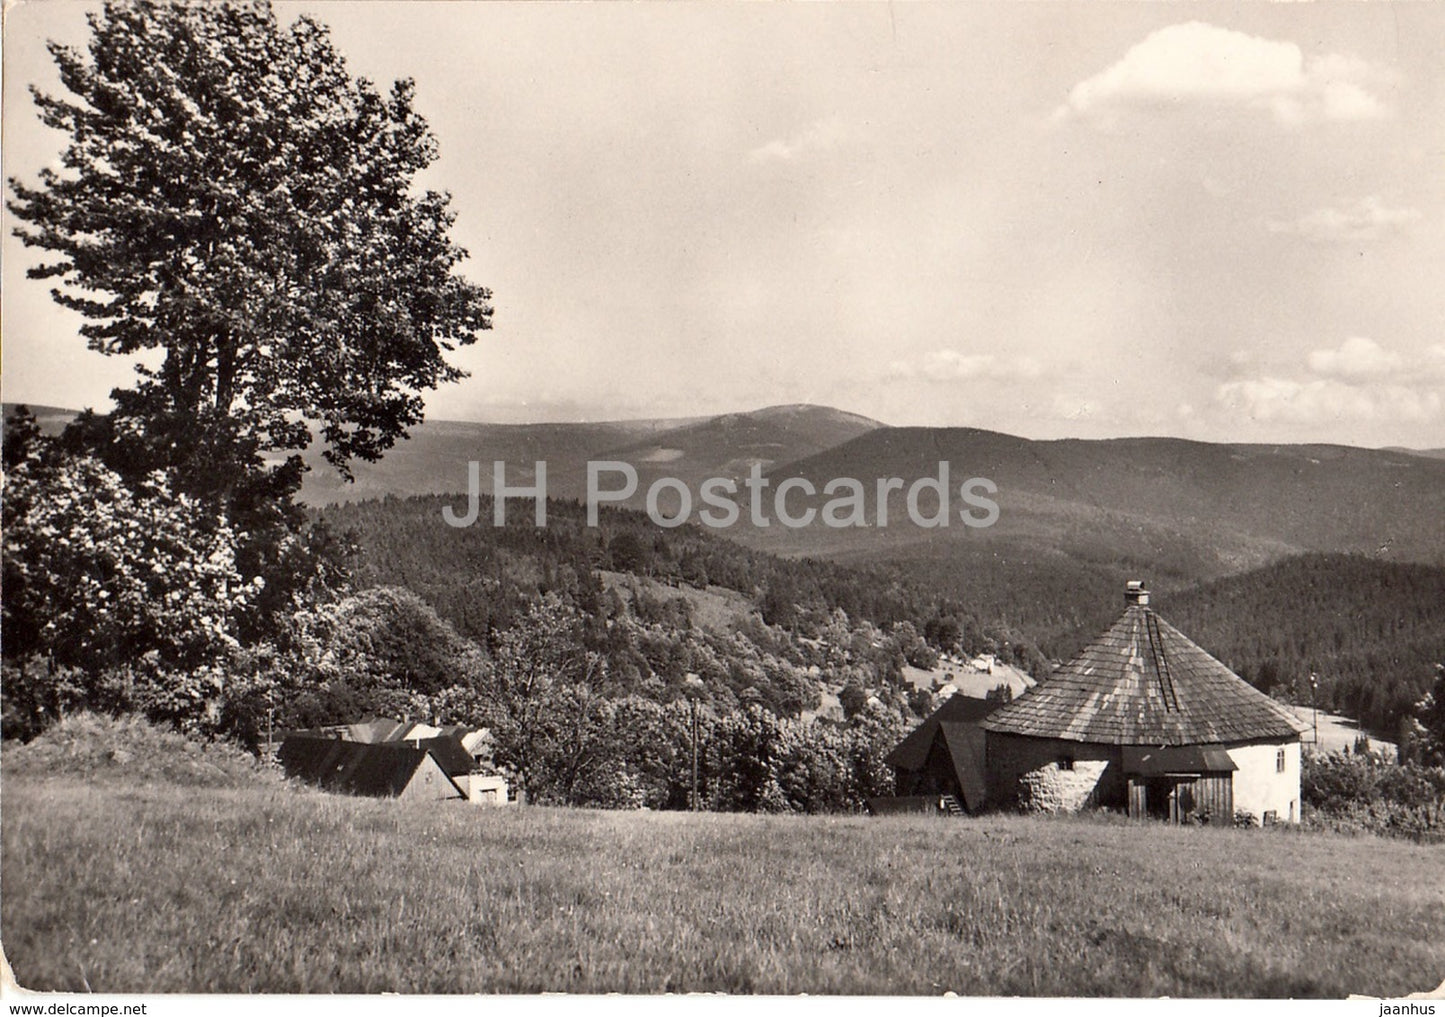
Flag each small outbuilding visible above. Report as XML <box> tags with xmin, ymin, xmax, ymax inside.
<box><xmin>882</xmin><ymin>693</ymin><xmax>1004</xmax><ymax>812</ymax></box>
<box><xmin>278</xmin><ymin>735</ymin><xmax>465</xmax><ymax>801</ymax></box>
<box><xmin>407</xmin><ymin>734</ymin><xmax>510</xmax><ymax>806</ymax></box>
<box><xmin>979</xmin><ymin>581</ymin><xmax>1308</xmax><ymax>824</ymax></box>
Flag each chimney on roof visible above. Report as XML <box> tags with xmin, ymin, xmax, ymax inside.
<box><xmin>1125</xmin><ymin>580</ymin><xmax>1149</xmax><ymax>606</ymax></box>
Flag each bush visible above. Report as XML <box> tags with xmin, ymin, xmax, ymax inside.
<box><xmin>3</xmin><ymin>711</ymin><xmax>282</xmax><ymax>788</ymax></box>
<box><xmin>1301</xmin><ymin>752</ymin><xmax>1445</xmax><ymax>842</ymax></box>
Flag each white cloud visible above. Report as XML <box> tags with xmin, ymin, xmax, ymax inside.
<box><xmin>1214</xmin><ymin>338</ymin><xmax>1443</xmax><ymax>425</ymax></box>
<box><xmin>748</xmin><ymin>117</ymin><xmax>861</xmax><ymax>164</ymax></box>
<box><xmin>1268</xmin><ymin>196</ymin><xmax>1422</xmax><ymax>244</ymax></box>
<box><xmin>1215</xmin><ymin>377</ymin><xmax>1441</xmax><ymax>425</ymax></box>
<box><xmin>1056</xmin><ymin>22</ymin><xmax>1391</xmax><ymax>128</ymax></box>
<box><xmin>1306</xmin><ymin>336</ymin><xmax>1404</xmax><ymax>381</ymax></box>
<box><xmin>887</xmin><ymin>349</ymin><xmax>1047</xmax><ymax>383</ymax></box>
<box><xmin>1046</xmin><ymin>393</ymin><xmax>1189</xmax><ymax>429</ymax></box>
<box><xmin>1051</xmin><ymin>393</ymin><xmax>1100</xmax><ymax>422</ymax></box>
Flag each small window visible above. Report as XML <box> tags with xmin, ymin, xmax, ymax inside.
<box><xmin>1263</xmin><ymin>810</ymin><xmax>1278</xmax><ymax>826</ymax></box>
<box><xmin>1276</xmin><ymin>748</ymin><xmax>1286</xmax><ymax>773</ymax></box>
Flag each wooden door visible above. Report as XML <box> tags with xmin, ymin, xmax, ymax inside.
<box><xmin>1128</xmin><ymin>778</ymin><xmax>1147</xmax><ymax>819</ymax></box>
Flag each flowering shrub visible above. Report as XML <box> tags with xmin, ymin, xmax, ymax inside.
<box><xmin>2</xmin><ymin>450</ymin><xmax>268</xmax><ymax>738</ymax></box>
<box><xmin>4</xmin><ymin>453</ymin><xmax>257</xmax><ymax>671</ymax></box>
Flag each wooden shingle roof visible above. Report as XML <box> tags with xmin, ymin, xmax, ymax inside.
<box><xmin>980</xmin><ymin>604</ymin><xmax>1308</xmax><ymax>745</ymax></box>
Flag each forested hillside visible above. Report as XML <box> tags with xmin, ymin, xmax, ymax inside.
<box><xmin>320</xmin><ymin>497</ymin><xmax>1445</xmax><ymax>740</ymax></box>
<box><xmin>317</xmin><ymin>493</ymin><xmax>1051</xmax><ymax>703</ymax></box>
<box><xmin>1153</xmin><ymin>555</ymin><xmax>1445</xmax><ymax>737</ymax></box>
<box><xmin>292</xmin><ymin>494</ymin><xmax>1058</xmax><ymax>810</ymax></box>
<box><xmin>767</xmin><ymin>428</ymin><xmax>1445</xmax><ymax>568</ymax></box>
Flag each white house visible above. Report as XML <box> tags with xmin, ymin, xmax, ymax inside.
<box><xmin>977</xmin><ymin>581</ymin><xmax>1308</xmax><ymax>824</ymax></box>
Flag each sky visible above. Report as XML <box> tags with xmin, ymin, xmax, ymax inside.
<box><xmin>4</xmin><ymin>1</ymin><xmax>1444</xmax><ymax>447</ymax></box>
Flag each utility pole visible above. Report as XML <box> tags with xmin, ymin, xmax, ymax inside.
<box><xmin>684</xmin><ymin>672</ymin><xmax>704</xmax><ymax>811</ymax></box>
<box><xmin>1309</xmin><ymin>672</ymin><xmax>1319</xmax><ymax>746</ymax></box>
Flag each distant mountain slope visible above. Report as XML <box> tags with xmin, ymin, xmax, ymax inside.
<box><xmin>752</xmin><ymin>427</ymin><xmax>1445</xmax><ymax>574</ymax></box>
<box><xmin>593</xmin><ymin>404</ymin><xmax>883</xmax><ymax>505</ymax></box>
<box><xmin>1385</xmin><ymin>447</ymin><xmax>1445</xmax><ymax>461</ymax></box>
<box><xmin>2</xmin><ymin>401</ymin><xmax>720</xmax><ymax>508</ymax></box>
<box><xmin>296</xmin><ymin>403</ymin><xmax>881</xmax><ymax>508</ymax></box>
<box><xmin>2</xmin><ymin>403</ymin><xmax>86</xmax><ymax>436</ymax></box>
<box><xmin>294</xmin><ymin>418</ymin><xmax>682</xmax><ymax>507</ymax></box>
<box><xmin>607</xmin><ymin>404</ymin><xmax>881</xmax><ymax>474</ymax></box>
<box><xmin>10</xmin><ymin>400</ymin><xmax>1439</xmax><ymax>590</ymax></box>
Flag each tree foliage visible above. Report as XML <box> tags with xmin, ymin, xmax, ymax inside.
<box><xmin>479</xmin><ymin>596</ymin><xmax>605</xmax><ymax>798</ymax></box>
<box><xmin>1157</xmin><ymin>554</ymin><xmax>1445</xmax><ymax>736</ymax></box>
<box><xmin>3</xmin><ymin>0</ymin><xmax>494</xmax><ymax>742</ymax></box>
<box><xmin>7</xmin><ymin>0</ymin><xmax>492</xmax><ymax>483</ymax></box>
<box><xmin>1408</xmin><ymin>664</ymin><xmax>1445</xmax><ymax>766</ymax></box>
<box><xmin>2</xmin><ymin>439</ymin><xmax>257</xmax><ymax>674</ymax></box>
<box><xmin>1302</xmin><ymin>751</ymin><xmax>1445</xmax><ymax>841</ymax></box>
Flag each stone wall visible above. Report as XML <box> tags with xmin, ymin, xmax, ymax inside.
<box><xmin>986</xmin><ymin>734</ymin><xmax>1122</xmax><ymax>812</ymax></box>
<box><xmin>1017</xmin><ymin>759</ymin><xmax>1111</xmax><ymax>813</ymax></box>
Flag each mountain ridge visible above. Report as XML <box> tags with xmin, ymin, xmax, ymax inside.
<box><xmin>6</xmin><ymin>401</ymin><xmax>1439</xmax><ymax>582</ymax></box>
<box><xmin>754</xmin><ymin>425</ymin><xmax>1445</xmax><ymax>571</ymax></box>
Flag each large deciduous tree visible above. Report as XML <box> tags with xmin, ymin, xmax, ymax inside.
<box><xmin>4</xmin><ymin>2</ymin><xmax>492</xmax><ymax>738</ymax></box>
<box><xmin>8</xmin><ymin>0</ymin><xmax>493</xmax><ymax>487</ymax></box>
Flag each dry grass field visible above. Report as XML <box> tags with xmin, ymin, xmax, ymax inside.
<box><xmin>4</xmin><ymin>760</ymin><xmax>1444</xmax><ymax>996</ymax></box>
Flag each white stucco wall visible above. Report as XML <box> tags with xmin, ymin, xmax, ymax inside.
<box><xmin>463</xmin><ymin>773</ymin><xmax>510</xmax><ymax>806</ymax></box>
<box><xmin>1227</xmin><ymin>740</ymin><xmax>1300</xmax><ymax>823</ymax></box>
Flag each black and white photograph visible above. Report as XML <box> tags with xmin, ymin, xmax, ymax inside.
<box><xmin>2</xmin><ymin>0</ymin><xmax>1444</xmax><ymax>1002</ymax></box>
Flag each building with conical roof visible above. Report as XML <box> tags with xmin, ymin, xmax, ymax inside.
<box><xmin>975</xmin><ymin>581</ymin><xmax>1308</xmax><ymax>823</ymax></box>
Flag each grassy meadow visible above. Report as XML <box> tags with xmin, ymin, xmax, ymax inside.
<box><xmin>4</xmin><ymin>764</ymin><xmax>1444</xmax><ymax>996</ymax></box>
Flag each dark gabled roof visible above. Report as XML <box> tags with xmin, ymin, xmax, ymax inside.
<box><xmin>981</xmin><ymin>605</ymin><xmax>1308</xmax><ymax>745</ymax></box>
<box><xmin>411</xmin><ymin>736</ymin><xmax>476</xmax><ymax>778</ymax></box>
<box><xmin>278</xmin><ymin>736</ymin><xmax>458</xmax><ymax>797</ymax></box>
<box><xmin>273</xmin><ymin>726</ymin><xmax>343</xmax><ymax>742</ymax></box>
<box><xmin>884</xmin><ymin>694</ymin><xmax>1004</xmax><ymax>770</ymax></box>
<box><xmin>937</xmin><ymin>722</ymin><xmax>988</xmax><ymax>811</ymax></box>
